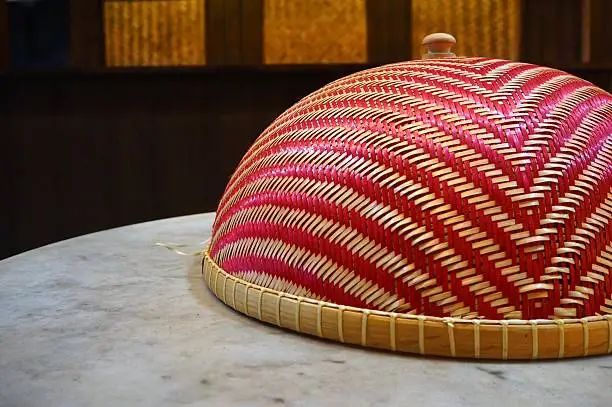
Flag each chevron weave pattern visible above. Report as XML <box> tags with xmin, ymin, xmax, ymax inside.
<box><xmin>209</xmin><ymin>57</ymin><xmax>612</xmax><ymax>321</ymax></box>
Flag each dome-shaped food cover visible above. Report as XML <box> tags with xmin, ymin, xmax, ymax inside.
<box><xmin>202</xmin><ymin>34</ymin><xmax>612</xmax><ymax>360</ymax></box>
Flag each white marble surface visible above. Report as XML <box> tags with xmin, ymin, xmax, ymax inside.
<box><xmin>1</xmin><ymin>213</ymin><xmax>612</xmax><ymax>407</ymax></box>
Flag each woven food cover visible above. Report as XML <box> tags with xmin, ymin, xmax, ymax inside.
<box><xmin>203</xmin><ymin>35</ymin><xmax>612</xmax><ymax>360</ymax></box>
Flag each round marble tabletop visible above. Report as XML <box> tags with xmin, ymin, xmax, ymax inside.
<box><xmin>1</xmin><ymin>213</ymin><xmax>611</xmax><ymax>407</ymax></box>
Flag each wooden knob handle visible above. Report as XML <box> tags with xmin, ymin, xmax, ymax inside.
<box><xmin>422</xmin><ymin>33</ymin><xmax>457</xmax><ymax>59</ymax></box>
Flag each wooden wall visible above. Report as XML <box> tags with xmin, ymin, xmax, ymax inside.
<box><xmin>5</xmin><ymin>0</ymin><xmax>611</xmax><ymax>69</ymax></box>
<box><xmin>2</xmin><ymin>0</ymin><xmax>612</xmax><ymax>259</ymax></box>
<box><xmin>1</xmin><ymin>66</ymin><xmax>362</xmax><ymax>258</ymax></box>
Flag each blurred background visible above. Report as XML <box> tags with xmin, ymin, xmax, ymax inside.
<box><xmin>1</xmin><ymin>0</ymin><xmax>611</xmax><ymax>259</ymax></box>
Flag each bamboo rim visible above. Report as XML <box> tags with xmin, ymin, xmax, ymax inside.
<box><xmin>201</xmin><ymin>249</ymin><xmax>612</xmax><ymax>360</ymax></box>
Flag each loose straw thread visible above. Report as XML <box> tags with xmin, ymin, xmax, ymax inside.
<box><xmin>155</xmin><ymin>240</ymin><xmax>210</xmax><ymax>256</ymax></box>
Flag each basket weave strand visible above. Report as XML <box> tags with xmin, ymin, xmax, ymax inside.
<box><xmin>207</xmin><ymin>56</ymin><xmax>612</xmax><ymax>354</ymax></box>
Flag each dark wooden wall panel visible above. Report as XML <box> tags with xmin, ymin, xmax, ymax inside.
<box><xmin>0</xmin><ymin>1</ymin><xmax>8</xmax><ymax>71</ymax></box>
<box><xmin>205</xmin><ymin>0</ymin><xmax>227</xmax><ymax>65</ymax></box>
<box><xmin>0</xmin><ymin>66</ymin><xmax>360</xmax><ymax>259</ymax></box>
<box><xmin>366</xmin><ymin>0</ymin><xmax>412</xmax><ymax>64</ymax></box>
<box><xmin>206</xmin><ymin>0</ymin><xmax>263</xmax><ymax>65</ymax></box>
<box><xmin>590</xmin><ymin>0</ymin><xmax>612</xmax><ymax>66</ymax></box>
<box><xmin>241</xmin><ymin>0</ymin><xmax>264</xmax><ymax>65</ymax></box>
<box><xmin>224</xmin><ymin>0</ymin><xmax>244</xmax><ymax>63</ymax></box>
<box><xmin>70</xmin><ymin>0</ymin><xmax>105</xmax><ymax>69</ymax></box>
<box><xmin>520</xmin><ymin>0</ymin><xmax>582</xmax><ymax>67</ymax></box>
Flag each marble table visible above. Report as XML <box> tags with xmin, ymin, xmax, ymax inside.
<box><xmin>1</xmin><ymin>213</ymin><xmax>611</xmax><ymax>407</ymax></box>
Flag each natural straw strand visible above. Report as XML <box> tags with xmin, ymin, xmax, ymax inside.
<box><xmin>556</xmin><ymin>319</ymin><xmax>565</xmax><ymax>359</ymax></box>
<box><xmin>361</xmin><ymin>310</ymin><xmax>370</xmax><ymax>346</ymax></box>
<box><xmin>501</xmin><ymin>320</ymin><xmax>509</xmax><ymax>360</ymax></box>
<box><xmin>582</xmin><ymin>319</ymin><xmax>589</xmax><ymax>356</ymax></box>
<box><xmin>444</xmin><ymin>318</ymin><xmax>456</xmax><ymax>357</ymax></box>
<box><xmin>316</xmin><ymin>304</ymin><xmax>324</xmax><ymax>337</ymax></box>
<box><xmin>530</xmin><ymin>320</ymin><xmax>539</xmax><ymax>359</ymax></box>
<box><xmin>390</xmin><ymin>313</ymin><xmax>397</xmax><ymax>351</ymax></box>
<box><xmin>418</xmin><ymin>316</ymin><xmax>425</xmax><ymax>355</ymax></box>
<box><xmin>338</xmin><ymin>306</ymin><xmax>345</xmax><ymax>343</ymax></box>
<box><xmin>474</xmin><ymin>319</ymin><xmax>481</xmax><ymax>359</ymax></box>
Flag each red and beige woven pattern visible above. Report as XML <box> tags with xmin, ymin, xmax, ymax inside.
<box><xmin>204</xmin><ymin>57</ymin><xmax>612</xmax><ymax>358</ymax></box>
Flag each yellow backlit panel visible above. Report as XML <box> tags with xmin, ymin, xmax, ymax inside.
<box><xmin>411</xmin><ymin>0</ymin><xmax>521</xmax><ymax>60</ymax></box>
<box><xmin>104</xmin><ymin>0</ymin><xmax>205</xmax><ymax>67</ymax></box>
<box><xmin>264</xmin><ymin>0</ymin><xmax>367</xmax><ymax>64</ymax></box>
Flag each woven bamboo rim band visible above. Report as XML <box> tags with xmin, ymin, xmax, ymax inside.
<box><xmin>202</xmin><ymin>249</ymin><xmax>612</xmax><ymax>360</ymax></box>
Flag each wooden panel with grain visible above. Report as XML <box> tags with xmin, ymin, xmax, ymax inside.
<box><xmin>411</xmin><ymin>0</ymin><xmax>521</xmax><ymax>60</ymax></box>
<box><xmin>104</xmin><ymin>0</ymin><xmax>206</xmax><ymax>67</ymax></box>
<box><xmin>263</xmin><ymin>0</ymin><xmax>367</xmax><ymax>64</ymax></box>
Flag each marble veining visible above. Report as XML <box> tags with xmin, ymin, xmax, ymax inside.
<box><xmin>1</xmin><ymin>213</ymin><xmax>611</xmax><ymax>407</ymax></box>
